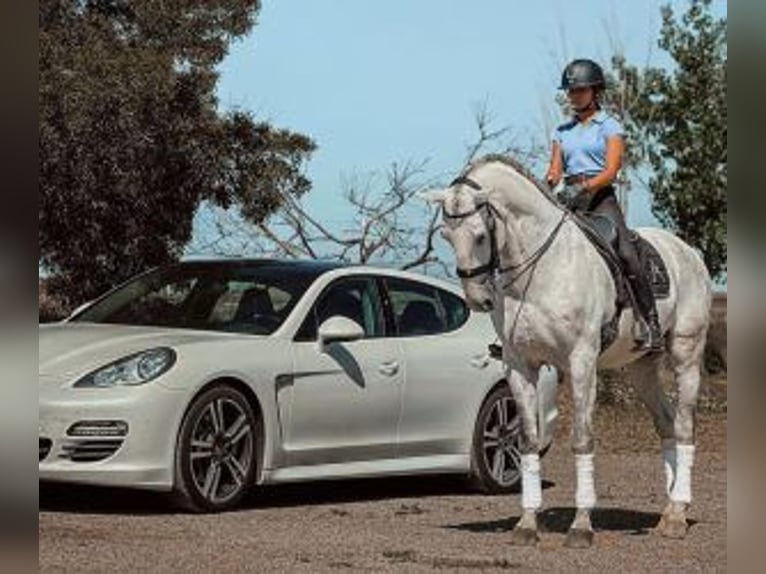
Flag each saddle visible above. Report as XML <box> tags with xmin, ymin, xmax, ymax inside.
<box><xmin>573</xmin><ymin>213</ymin><xmax>670</xmax><ymax>351</ymax></box>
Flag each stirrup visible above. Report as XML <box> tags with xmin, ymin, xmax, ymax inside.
<box><xmin>631</xmin><ymin>318</ymin><xmax>664</xmax><ymax>352</ymax></box>
<box><xmin>632</xmin><ymin>336</ymin><xmax>664</xmax><ymax>353</ymax></box>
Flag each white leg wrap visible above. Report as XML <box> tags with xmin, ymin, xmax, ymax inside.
<box><xmin>521</xmin><ymin>453</ymin><xmax>542</xmax><ymax>510</ymax></box>
<box><xmin>662</xmin><ymin>446</ymin><xmax>677</xmax><ymax>496</ymax></box>
<box><xmin>670</xmin><ymin>444</ymin><xmax>694</xmax><ymax>504</ymax></box>
<box><xmin>575</xmin><ymin>454</ymin><xmax>596</xmax><ymax>510</ymax></box>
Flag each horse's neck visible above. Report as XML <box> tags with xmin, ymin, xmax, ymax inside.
<box><xmin>494</xmin><ymin>202</ymin><xmax>611</xmax><ymax>310</ymax></box>
<box><xmin>492</xmin><ymin>188</ymin><xmax>561</xmax><ymax>269</ymax></box>
<box><xmin>488</xmin><ymin>171</ymin><xmax>597</xmax><ymax>300</ymax></box>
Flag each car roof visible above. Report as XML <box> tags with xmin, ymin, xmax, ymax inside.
<box><xmin>178</xmin><ymin>258</ymin><xmax>347</xmax><ymax>275</ymax></box>
<box><xmin>174</xmin><ymin>257</ymin><xmax>347</xmax><ymax>277</ymax></box>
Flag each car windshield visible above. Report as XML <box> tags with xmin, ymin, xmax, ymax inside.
<box><xmin>71</xmin><ymin>263</ymin><xmax>318</xmax><ymax>335</ymax></box>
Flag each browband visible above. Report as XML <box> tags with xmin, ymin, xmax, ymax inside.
<box><xmin>450</xmin><ymin>175</ymin><xmax>482</xmax><ymax>190</ymax></box>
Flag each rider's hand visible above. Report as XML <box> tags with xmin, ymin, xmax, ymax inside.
<box><xmin>545</xmin><ymin>170</ymin><xmax>561</xmax><ymax>188</ymax></box>
<box><xmin>558</xmin><ymin>183</ymin><xmax>591</xmax><ymax>212</ymax></box>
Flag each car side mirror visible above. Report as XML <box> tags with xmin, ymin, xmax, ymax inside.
<box><xmin>317</xmin><ymin>316</ymin><xmax>365</xmax><ymax>351</ymax></box>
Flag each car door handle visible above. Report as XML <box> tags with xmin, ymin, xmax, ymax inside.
<box><xmin>378</xmin><ymin>361</ymin><xmax>400</xmax><ymax>377</ymax></box>
<box><xmin>470</xmin><ymin>354</ymin><xmax>491</xmax><ymax>369</ymax></box>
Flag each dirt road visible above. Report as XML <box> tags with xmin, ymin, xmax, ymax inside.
<box><xmin>39</xmin><ymin>407</ymin><xmax>726</xmax><ymax>572</ymax></box>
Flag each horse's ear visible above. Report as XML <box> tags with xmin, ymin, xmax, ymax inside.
<box><xmin>417</xmin><ymin>188</ymin><xmax>448</xmax><ymax>204</ymax></box>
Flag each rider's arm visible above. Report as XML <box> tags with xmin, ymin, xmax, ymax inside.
<box><xmin>545</xmin><ymin>141</ymin><xmax>564</xmax><ymax>186</ymax></box>
<box><xmin>583</xmin><ymin>135</ymin><xmax>623</xmax><ymax>193</ymax></box>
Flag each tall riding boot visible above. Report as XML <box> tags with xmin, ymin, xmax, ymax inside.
<box><xmin>627</xmin><ymin>273</ymin><xmax>664</xmax><ymax>352</ymax></box>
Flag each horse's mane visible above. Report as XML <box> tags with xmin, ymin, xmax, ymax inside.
<box><xmin>462</xmin><ymin>153</ymin><xmax>555</xmax><ymax>200</ymax></box>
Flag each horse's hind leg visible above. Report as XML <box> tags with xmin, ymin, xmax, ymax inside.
<box><xmin>625</xmin><ymin>355</ymin><xmax>677</xmax><ymax>494</ymax></box>
<box><xmin>658</xmin><ymin>330</ymin><xmax>706</xmax><ymax>539</ymax></box>
<box><xmin>505</xmin><ymin>364</ymin><xmax>542</xmax><ymax>547</ymax></box>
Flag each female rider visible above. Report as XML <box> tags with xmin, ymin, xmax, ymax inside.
<box><xmin>545</xmin><ymin>58</ymin><xmax>662</xmax><ymax>351</ymax></box>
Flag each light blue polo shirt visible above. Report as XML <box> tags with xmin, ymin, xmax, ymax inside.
<box><xmin>553</xmin><ymin>110</ymin><xmax>624</xmax><ymax>177</ymax></box>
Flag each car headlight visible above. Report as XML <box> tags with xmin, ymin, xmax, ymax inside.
<box><xmin>73</xmin><ymin>347</ymin><xmax>177</xmax><ymax>388</ymax></box>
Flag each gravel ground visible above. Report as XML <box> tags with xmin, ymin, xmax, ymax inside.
<box><xmin>39</xmin><ymin>406</ymin><xmax>726</xmax><ymax>573</ymax></box>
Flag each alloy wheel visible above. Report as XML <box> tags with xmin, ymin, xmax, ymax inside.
<box><xmin>481</xmin><ymin>396</ymin><xmax>522</xmax><ymax>487</ymax></box>
<box><xmin>187</xmin><ymin>396</ymin><xmax>254</xmax><ymax>505</ymax></box>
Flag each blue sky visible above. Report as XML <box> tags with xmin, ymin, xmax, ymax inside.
<box><xmin>194</xmin><ymin>0</ymin><xmax>726</xmax><ymax>257</ymax></box>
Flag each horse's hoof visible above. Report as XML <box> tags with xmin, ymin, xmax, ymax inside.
<box><xmin>564</xmin><ymin>528</ymin><xmax>594</xmax><ymax>549</ymax></box>
<box><xmin>509</xmin><ymin>527</ymin><xmax>539</xmax><ymax>547</ymax></box>
<box><xmin>658</xmin><ymin>515</ymin><xmax>688</xmax><ymax>539</ymax></box>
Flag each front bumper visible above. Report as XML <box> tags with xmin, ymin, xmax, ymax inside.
<box><xmin>39</xmin><ymin>376</ymin><xmax>187</xmax><ymax>491</ymax></box>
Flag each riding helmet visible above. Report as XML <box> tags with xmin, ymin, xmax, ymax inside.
<box><xmin>559</xmin><ymin>59</ymin><xmax>606</xmax><ymax>90</ymax></box>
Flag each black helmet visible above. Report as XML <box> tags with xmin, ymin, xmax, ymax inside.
<box><xmin>559</xmin><ymin>59</ymin><xmax>606</xmax><ymax>90</ymax></box>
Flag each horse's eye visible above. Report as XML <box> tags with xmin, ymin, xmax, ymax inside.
<box><xmin>476</xmin><ymin>233</ymin><xmax>486</xmax><ymax>246</ymax></box>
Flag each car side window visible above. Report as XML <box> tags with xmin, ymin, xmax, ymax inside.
<box><xmin>383</xmin><ymin>278</ymin><xmax>457</xmax><ymax>337</ymax></box>
<box><xmin>437</xmin><ymin>288</ymin><xmax>470</xmax><ymax>331</ymax></box>
<box><xmin>295</xmin><ymin>277</ymin><xmax>385</xmax><ymax>342</ymax></box>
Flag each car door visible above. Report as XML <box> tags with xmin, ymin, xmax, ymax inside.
<box><xmin>286</xmin><ymin>276</ymin><xmax>403</xmax><ymax>466</ymax></box>
<box><xmin>382</xmin><ymin>277</ymin><xmax>500</xmax><ymax>458</ymax></box>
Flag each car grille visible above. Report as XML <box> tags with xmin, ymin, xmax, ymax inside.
<box><xmin>59</xmin><ymin>439</ymin><xmax>124</xmax><ymax>462</ymax></box>
<box><xmin>39</xmin><ymin>438</ymin><xmax>52</xmax><ymax>461</ymax></box>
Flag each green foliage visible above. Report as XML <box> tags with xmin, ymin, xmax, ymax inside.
<box><xmin>40</xmin><ymin>1</ymin><xmax>316</xmax><ymax>307</ymax></box>
<box><xmin>609</xmin><ymin>0</ymin><xmax>726</xmax><ymax>279</ymax></box>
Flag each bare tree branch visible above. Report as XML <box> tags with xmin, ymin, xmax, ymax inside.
<box><xmin>191</xmin><ymin>107</ymin><xmax>538</xmax><ymax>276</ymax></box>
<box><xmin>400</xmin><ymin>207</ymin><xmax>442</xmax><ymax>271</ymax></box>
<box><xmin>464</xmin><ymin>101</ymin><xmax>512</xmax><ymax>164</ymax></box>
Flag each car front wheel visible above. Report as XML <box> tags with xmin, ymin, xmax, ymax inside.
<box><xmin>173</xmin><ymin>385</ymin><xmax>258</xmax><ymax>512</ymax></box>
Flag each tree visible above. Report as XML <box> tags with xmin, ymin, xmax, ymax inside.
<box><xmin>39</xmin><ymin>1</ymin><xmax>315</xmax><ymax>307</ymax></box>
<box><xmin>610</xmin><ymin>0</ymin><xmax>726</xmax><ymax>279</ymax></box>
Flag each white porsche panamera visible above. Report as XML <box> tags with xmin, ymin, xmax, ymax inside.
<box><xmin>39</xmin><ymin>259</ymin><xmax>558</xmax><ymax>512</ymax></box>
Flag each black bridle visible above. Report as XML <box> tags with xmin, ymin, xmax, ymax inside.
<box><xmin>442</xmin><ymin>201</ymin><xmax>500</xmax><ymax>279</ymax></box>
<box><xmin>443</xmin><ymin>175</ymin><xmax>569</xmax><ymax>285</ymax></box>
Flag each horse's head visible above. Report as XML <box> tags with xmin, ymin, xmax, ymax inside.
<box><xmin>422</xmin><ymin>157</ymin><xmax>566</xmax><ymax>312</ymax></box>
<box><xmin>421</xmin><ymin>179</ymin><xmax>504</xmax><ymax>312</ymax></box>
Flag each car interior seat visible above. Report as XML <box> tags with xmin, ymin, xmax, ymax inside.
<box><xmin>234</xmin><ymin>287</ymin><xmax>275</xmax><ymax>323</ymax></box>
<box><xmin>398</xmin><ymin>300</ymin><xmax>442</xmax><ymax>335</ymax></box>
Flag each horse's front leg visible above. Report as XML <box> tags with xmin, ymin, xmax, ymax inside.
<box><xmin>565</xmin><ymin>345</ymin><xmax>600</xmax><ymax>548</ymax></box>
<box><xmin>506</xmin><ymin>364</ymin><xmax>542</xmax><ymax>547</ymax></box>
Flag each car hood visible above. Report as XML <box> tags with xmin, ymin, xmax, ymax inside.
<box><xmin>39</xmin><ymin>322</ymin><xmax>260</xmax><ymax>378</ymax></box>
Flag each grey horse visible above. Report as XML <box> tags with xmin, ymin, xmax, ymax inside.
<box><xmin>422</xmin><ymin>156</ymin><xmax>711</xmax><ymax>548</ymax></box>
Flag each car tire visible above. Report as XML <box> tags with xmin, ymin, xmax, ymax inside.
<box><xmin>468</xmin><ymin>384</ymin><xmax>548</xmax><ymax>495</ymax></box>
<box><xmin>172</xmin><ymin>385</ymin><xmax>258</xmax><ymax>513</ymax></box>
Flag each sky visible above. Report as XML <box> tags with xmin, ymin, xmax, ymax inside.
<box><xmin>191</xmin><ymin>0</ymin><xmax>727</xmax><ymax>260</ymax></box>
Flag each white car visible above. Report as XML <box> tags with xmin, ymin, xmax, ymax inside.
<box><xmin>39</xmin><ymin>260</ymin><xmax>558</xmax><ymax>512</ymax></box>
